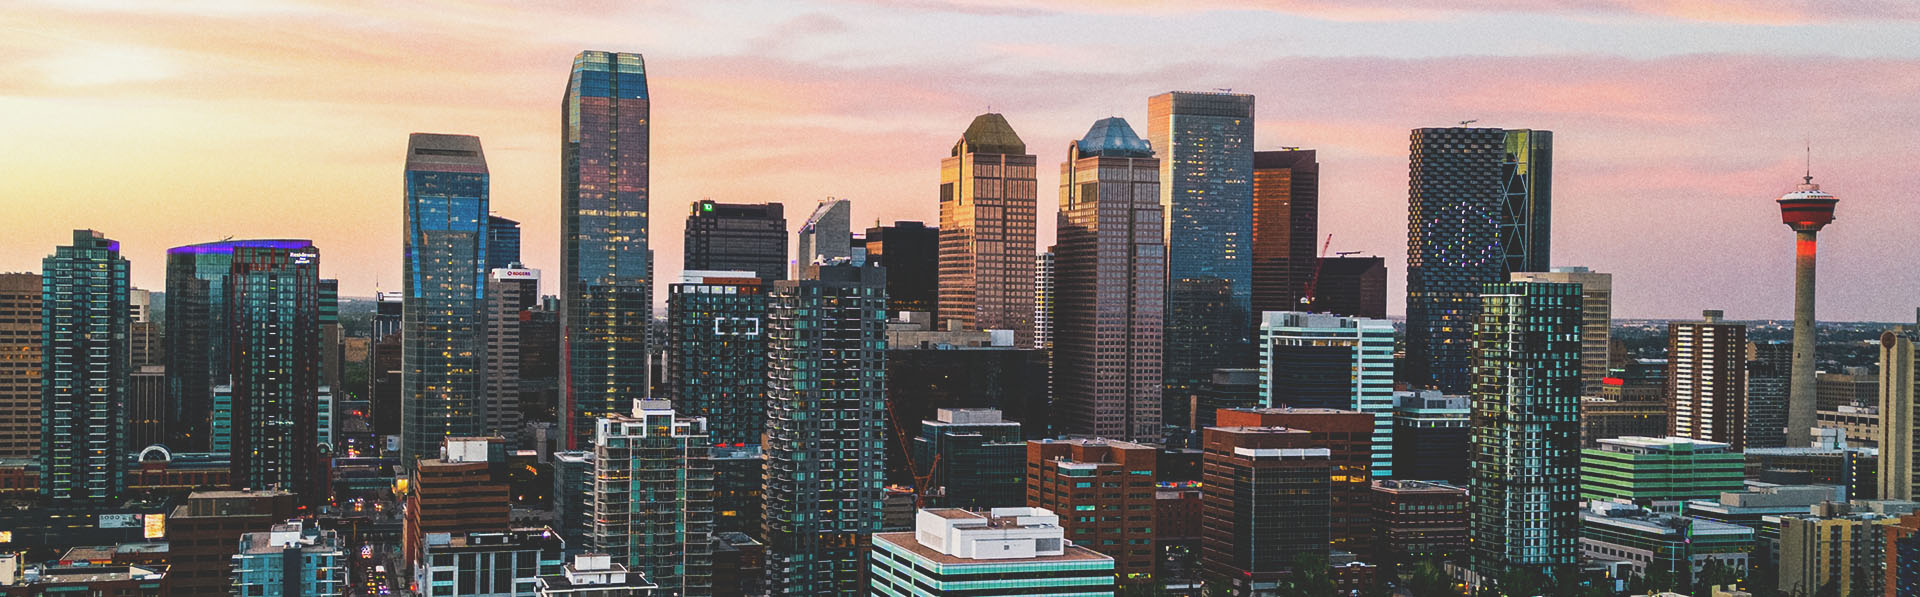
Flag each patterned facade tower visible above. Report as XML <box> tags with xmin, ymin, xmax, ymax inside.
<box><xmin>40</xmin><ymin>230</ymin><xmax>130</xmax><ymax>503</ymax></box>
<box><xmin>227</xmin><ymin>244</ymin><xmax>324</xmax><ymax>502</ymax></box>
<box><xmin>1668</xmin><ymin>310</ymin><xmax>1750</xmax><ymax>449</ymax></box>
<box><xmin>402</xmin><ymin>133</ymin><xmax>490</xmax><ymax>463</ymax></box>
<box><xmin>938</xmin><ymin>113</ymin><xmax>1038</xmax><ymax>347</ymax></box>
<box><xmin>561</xmin><ymin>50</ymin><xmax>653</xmax><ymax>451</ymax></box>
<box><xmin>1055</xmin><ymin>118</ymin><xmax>1163</xmax><ymax>441</ymax></box>
<box><xmin>1406</xmin><ymin>127</ymin><xmax>1551</xmax><ymax>393</ymax></box>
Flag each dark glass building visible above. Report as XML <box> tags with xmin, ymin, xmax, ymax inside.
<box><xmin>1468</xmin><ymin>281</ymin><xmax>1581</xmax><ymax>583</ymax></box>
<box><xmin>762</xmin><ymin>262</ymin><xmax>887</xmax><ymax>595</ymax></box>
<box><xmin>1391</xmin><ymin>391</ymin><xmax>1470</xmax><ymax>485</ymax></box>
<box><xmin>401</xmin><ymin>133</ymin><xmax>490</xmax><ymax>463</ymax></box>
<box><xmin>1405</xmin><ymin>127</ymin><xmax>1552</xmax><ymax>393</ymax></box>
<box><xmin>685</xmin><ymin>200</ymin><xmax>788</xmax><ymax>283</ymax></box>
<box><xmin>1251</xmin><ymin>149</ymin><xmax>1318</xmax><ymax>317</ymax></box>
<box><xmin>712</xmin><ymin>445</ymin><xmax>764</xmax><ymax>540</ymax></box>
<box><xmin>227</xmin><ymin>244</ymin><xmax>324</xmax><ymax>502</ymax></box>
<box><xmin>1189</xmin><ymin>368</ymin><xmax>1260</xmax><ymax>430</ymax></box>
<box><xmin>165</xmin><ymin>238</ymin><xmax>313</xmax><ymax>452</ymax></box>
<box><xmin>1313</xmin><ymin>256</ymin><xmax>1388</xmax><ymax>319</ymax></box>
<box><xmin>561</xmin><ymin>50</ymin><xmax>653</xmax><ymax>451</ymax></box>
<box><xmin>41</xmin><ymin>230</ymin><xmax>130</xmax><ymax>503</ymax></box>
<box><xmin>487</xmin><ymin>215</ymin><xmax>521</xmax><ymax>272</ymax></box>
<box><xmin>865</xmin><ymin>221</ymin><xmax>939</xmax><ymax>316</ymax></box>
<box><xmin>667</xmin><ymin>271</ymin><xmax>768</xmax><ymax>446</ymax></box>
<box><xmin>912</xmin><ymin>408</ymin><xmax>1025</xmax><ymax>510</ymax></box>
<box><xmin>1199</xmin><ymin>425</ymin><xmax>1330</xmax><ymax>593</ymax></box>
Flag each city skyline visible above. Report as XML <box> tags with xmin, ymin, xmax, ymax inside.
<box><xmin>5</xmin><ymin>2</ymin><xmax>1920</xmax><ymax>322</ymax></box>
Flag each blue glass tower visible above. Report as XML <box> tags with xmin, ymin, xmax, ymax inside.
<box><xmin>165</xmin><ymin>239</ymin><xmax>313</xmax><ymax>452</ymax></box>
<box><xmin>487</xmin><ymin>215</ymin><xmax>522</xmax><ymax>271</ymax></box>
<box><xmin>228</xmin><ymin>244</ymin><xmax>324</xmax><ymax>502</ymax></box>
<box><xmin>1148</xmin><ymin>91</ymin><xmax>1256</xmax><ymax>435</ymax></box>
<box><xmin>41</xmin><ymin>230</ymin><xmax>130</xmax><ymax>503</ymax></box>
<box><xmin>402</xmin><ymin>133</ymin><xmax>490</xmax><ymax>463</ymax></box>
<box><xmin>561</xmin><ymin>50</ymin><xmax>652</xmax><ymax>450</ymax></box>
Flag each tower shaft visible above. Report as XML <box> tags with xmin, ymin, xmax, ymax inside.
<box><xmin>1787</xmin><ymin>230</ymin><xmax>1819</xmax><ymax>446</ymax></box>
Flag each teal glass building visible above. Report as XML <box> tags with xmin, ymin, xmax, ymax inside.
<box><xmin>164</xmin><ymin>238</ymin><xmax>312</xmax><ymax>452</ymax></box>
<box><xmin>40</xmin><ymin>230</ymin><xmax>130</xmax><ymax>503</ymax></box>
<box><xmin>402</xmin><ymin>133</ymin><xmax>490</xmax><ymax>463</ymax></box>
<box><xmin>667</xmin><ymin>271</ymin><xmax>767</xmax><ymax>446</ymax></box>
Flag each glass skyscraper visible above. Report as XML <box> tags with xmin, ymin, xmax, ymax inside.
<box><xmin>40</xmin><ymin>230</ymin><xmax>130</xmax><ymax>503</ymax></box>
<box><xmin>487</xmin><ymin>215</ymin><xmax>522</xmax><ymax>271</ymax></box>
<box><xmin>667</xmin><ymin>271</ymin><xmax>768</xmax><ymax>446</ymax></box>
<box><xmin>1149</xmin><ymin>91</ymin><xmax>1255</xmax><ymax>435</ymax></box>
<box><xmin>402</xmin><ymin>133</ymin><xmax>490</xmax><ymax>463</ymax></box>
<box><xmin>561</xmin><ymin>50</ymin><xmax>653</xmax><ymax>450</ymax></box>
<box><xmin>1405</xmin><ymin>127</ymin><xmax>1553</xmax><ymax>394</ymax></box>
<box><xmin>684</xmin><ymin>200</ymin><xmax>788</xmax><ymax>283</ymax></box>
<box><xmin>165</xmin><ymin>238</ymin><xmax>313</xmax><ymax>452</ymax></box>
<box><xmin>227</xmin><ymin>244</ymin><xmax>324</xmax><ymax>502</ymax></box>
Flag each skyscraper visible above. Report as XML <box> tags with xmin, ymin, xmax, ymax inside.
<box><xmin>402</xmin><ymin>133</ymin><xmax>490</xmax><ymax>463</ymax></box>
<box><xmin>666</xmin><ymin>270</ymin><xmax>767</xmax><ymax>446</ymax></box>
<box><xmin>1311</xmin><ymin>256</ymin><xmax>1388</xmax><ymax>319</ymax></box>
<box><xmin>938</xmin><ymin>113</ymin><xmax>1037</xmax><ymax>347</ymax></box>
<box><xmin>165</xmin><ymin>239</ymin><xmax>314</xmax><ymax>452</ymax></box>
<box><xmin>227</xmin><ymin>243</ymin><xmax>324</xmax><ymax>501</ymax></box>
<box><xmin>40</xmin><ymin>230</ymin><xmax>130</xmax><ymax>503</ymax></box>
<box><xmin>1056</xmin><ymin>117</ymin><xmax>1163</xmax><ymax>441</ymax></box>
<box><xmin>1880</xmin><ymin>320</ymin><xmax>1918</xmax><ymax>501</ymax></box>
<box><xmin>1468</xmin><ymin>281</ymin><xmax>1581</xmax><ymax>584</ymax></box>
<box><xmin>1668</xmin><ymin>310</ymin><xmax>1750</xmax><ymax>449</ymax></box>
<box><xmin>592</xmin><ymin>400</ymin><xmax>714</xmax><ymax>595</ymax></box>
<box><xmin>1150</xmin><ymin>92</ymin><xmax>1256</xmax><ymax>432</ymax></box>
<box><xmin>1217</xmin><ymin>408</ymin><xmax>1373</xmax><ymax>555</ymax></box>
<box><xmin>1251</xmin><ymin>149</ymin><xmax>1318</xmax><ymax>316</ymax></box>
<box><xmin>1034</xmin><ymin>251</ymin><xmax>1053</xmax><ymax>350</ymax></box>
<box><xmin>1256</xmin><ymin>311</ymin><xmax>1396</xmax><ymax>476</ymax></box>
<box><xmin>794</xmin><ymin>198</ymin><xmax>850</xmax><ymax>275</ymax></box>
<box><xmin>561</xmin><ymin>50</ymin><xmax>653</xmax><ymax>451</ymax></box>
<box><xmin>1514</xmin><ymin>267</ymin><xmax>1613</xmax><ymax>397</ymax></box>
<box><xmin>684</xmin><ymin>200</ymin><xmax>787</xmax><ymax>283</ymax></box>
<box><xmin>0</xmin><ymin>273</ymin><xmax>40</xmax><ymax>460</ymax></box>
<box><xmin>487</xmin><ymin>215</ymin><xmax>522</xmax><ymax>272</ymax></box>
<box><xmin>866</xmin><ymin>221</ymin><xmax>940</xmax><ymax>316</ymax></box>
<box><xmin>762</xmin><ymin>262</ymin><xmax>887</xmax><ymax>594</ymax></box>
<box><xmin>1405</xmin><ymin>127</ymin><xmax>1552</xmax><ymax>393</ymax></box>
<box><xmin>486</xmin><ymin>266</ymin><xmax>539</xmax><ymax>442</ymax></box>
<box><xmin>1778</xmin><ymin>175</ymin><xmax>1838</xmax><ymax>447</ymax></box>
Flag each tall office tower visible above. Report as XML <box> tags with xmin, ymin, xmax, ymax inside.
<box><xmin>1056</xmin><ymin>117</ymin><xmax>1164</xmax><ymax>441</ymax></box>
<box><xmin>403</xmin><ymin>133</ymin><xmax>491</xmax><ymax>463</ymax></box>
<box><xmin>762</xmin><ymin>262</ymin><xmax>887</xmax><ymax>595</ymax></box>
<box><xmin>551</xmin><ymin>450</ymin><xmax>594</xmax><ymax>548</ymax></box>
<box><xmin>1257</xmin><ymin>311</ymin><xmax>1396</xmax><ymax>476</ymax></box>
<box><xmin>1391</xmin><ymin>391</ymin><xmax>1471</xmax><ymax>484</ymax></box>
<box><xmin>318</xmin><ymin>279</ymin><xmax>342</xmax><ymax>410</ymax></box>
<box><xmin>1199</xmin><ymin>425</ymin><xmax>1332</xmax><ymax>594</ymax></box>
<box><xmin>486</xmin><ymin>267</ymin><xmax>539</xmax><ymax>442</ymax></box>
<box><xmin>374</xmin><ymin>291</ymin><xmax>404</xmax><ymax>339</ymax></box>
<box><xmin>885</xmin><ymin>324</ymin><xmax>1049</xmax><ymax>483</ymax></box>
<box><xmin>868</xmin><ymin>221</ymin><xmax>941</xmax><ymax>316</ymax></box>
<box><xmin>1218</xmin><ymin>407</ymin><xmax>1376</xmax><ymax>555</ymax></box>
<box><xmin>487</xmin><ymin>215</ymin><xmax>522</xmax><ymax>271</ymax></box>
<box><xmin>1034</xmin><ymin>251</ymin><xmax>1053</xmax><ymax>349</ymax></box>
<box><xmin>561</xmin><ymin>50</ymin><xmax>653</xmax><ymax>452</ymax></box>
<box><xmin>912</xmin><ymin>408</ymin><xmax>1025</xmax><ymax>509</ymax></box>
<box><xmin>1312</xmin><ymin>256</ymin><xmax>1388</xmax><ymax>319</ymax></box>
<box><xmin>1513</xmin><ymin>267</ymin><xmax>1612</xmax><ymax>396</ymax></box>
<box><xmin>1778</xmin><ymin>175</ymin><xmax>1838</xmax><ymax>447</ymax></box>
<box><xmin>685</xmin><ymin>200</ymin><xmax>788</xmax><ymax>283</ymax></box>
<box><xmin>1405</xmin><ymin>127</ymin><xmax>1552</xmax><ymax>393</ymax></box>
<box><xmin>1149</xmin><ymin>92</ymin><xmax>1256</xmax><ymax>433</ymax></box>
<box><xmin>165</xmin><ymin>239</ymin><xmax>314</xmax><ymax>452</ymax></box>
<box><xmin>1881</xmin><ymin>321</ymin><xmax>1919</xmax><ymax>501</ymax></box>
<box><xmin>1250</xmin><ymin>149</ymin><xmax>1318</xmax><ymax>316</ymax></box>
<box><xmin>128</xmin><ymin>288</ymin><xmax>159</xmax><ymax>367</ymax></box>
<box><xmin>1668</xmin><ymin>310</ymin><xmax>1751</xmax><ymax>449</ymax></box>
<box><xmin>667</xmin><ymin>271</ymin><xmax>767</xmax><ymax>446</ymax></box>
<box><xmin>1025</xmin><ymin>439</ymin><xmax>1159</xmax><ymax>583</ymax></box>
<box><xmin>226</xmin><ymin>244</ymin><xmax>324</xmax><ymax>501</ymax></box>
<box><xmin>794</xmin><ymin>198</ymin><xmax>851</xmax><ymax>275</ymax></box>
<box><xmin>0</xmin><ymin>273</ymin><xmax>40</xmax><ymax>460</ymax></box>
<box><xmin>592</xmin><ymin>400</ymin><xmax>714</xmax><ymax>595</ymax></box>
<box><xmin>938</xmin><ymin>113</ymin><xmax>1038</xmax><ymax>346</ymax></box>
<box><xmin>371</xmin><ymin>328</ymin><xmax>403</xmax><ymax>440</ymax></box>
<box><xmin>40</xmin><ymin>230</ymin><xmax>130</xmax><ymax>503</ymax></box>
<box><xmin>1745</xmin><ymin>363</ymin><xmax>1790</xmax><ymax>449</ymax></box>
<box><xmin>1467</xmin><ymin>281</ymin><xmax>1581</xmax><ymax>584</ymax></box>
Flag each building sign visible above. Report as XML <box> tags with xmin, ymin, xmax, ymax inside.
<box><xmin>143</xmin><ymin>513</ymin><xmax>166</xmax><ymax>539</ymax></box>
<box><xmin>99</xmin><ymin>513</ymin><xmax>138</xmax><ymax>528</ymax></box>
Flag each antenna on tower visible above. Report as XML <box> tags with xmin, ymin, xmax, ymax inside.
<box><xmin>1805</xmin><ymin>136</ymin><xmax>1813</xmax><ymax>184</ymax></box>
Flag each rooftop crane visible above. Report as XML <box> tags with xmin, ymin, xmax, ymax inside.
<box><xmin>1299</xmin><ymin>233</ymin><xmax>1334</xmax><ymax>307</ymax></box>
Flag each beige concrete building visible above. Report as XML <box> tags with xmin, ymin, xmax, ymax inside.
<box><xmin>1514</xmin><ymin>267</ymin><xmax>1613</xmax><ymax>397</ymax></box>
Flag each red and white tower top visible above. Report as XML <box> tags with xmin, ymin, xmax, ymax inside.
<box><xmin>1779</xmin><ymin>175</ymin><xmax>1838</xmax><ymax>232</ymax></box>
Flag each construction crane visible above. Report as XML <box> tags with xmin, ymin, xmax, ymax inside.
<box><xmin>1458</xmin><ymin>119</ymin><xmax>1479</xmax><ymax>127</ymax></box>
<box><xmin>884</xmin><ymin>399</ymin><xmax>939</xmax><ymax>508</ymax></box>
<box><xmin>1335</xmin><ymin>251</ymin><xmax>1362</xmax><ymax>257</ymax></box>
<box><xmin>1299</xmin><ymin>234</ymin><xmax>1334</xmax><ymax>307</ymax></box>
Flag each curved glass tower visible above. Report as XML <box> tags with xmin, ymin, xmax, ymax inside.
<box><xmin>402</xmin><ymin>133</ymin><xmax>490</xmax><ymax>463</ymax></box>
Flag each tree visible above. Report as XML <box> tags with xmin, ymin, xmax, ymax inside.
<box><xmin>1691</xmin><ymin>558</ymin><xmax>1742</xmax><ymax>595</ymax></box>
<box><xmin>1277</xmin><ymin>553</ymin><xmax>1336</xmax><ymax>597</ymax></box>
<box><xmin>1487</xmin><ymin>567</ymin><xmax>1547</xmax><ymax>597</ymax></box>
<box><xmin>1407</xmin><ymin>560</ymin><xmax>1463</xmax><ymax>597</ymax></box>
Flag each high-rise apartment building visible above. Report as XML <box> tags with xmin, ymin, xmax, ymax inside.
<box><xmin>762</xmin><ymin>262</ymin><xmax>887</xmax><ymax>594</ymax></box>
<box><xmin>1405</xmin><ymin>127</ymin><xmax>1552</xmax><ymax>393</ymax></box>
<box><xmin>1467</xmin><ymin>281</ymin><xmax>1581</xmax><ymax>583</ymax></box>
<box><xmin>938</xmin><ymin>113</ymin><xmax>1037</xmax><ymax>346</ymax></box>
<box><xmin>1257</xmin><ymin>311</ymin><xmax>1395</xmax><ymax>476</ymax></box>
<box><xmin>593</xmin><ymin>400</ymin><xmax>714</xmax><ymax>595</ymax></box>
<box><xmin>667</xmin><ymin>271</ymin><xmax>767</xmax><ymax>446</ymax></box>
<box><xmin>1150</xmin><ymin>92</ymin><xmax>1256</xmax><ymax>432</ymax></box>
<box><xmin>165</xmin><ymin>239</ymin><xmax>314</xmax><ymax>452</ymax></box>
<box><xmin>1251</xmin><ymin>149</ymin><xmax>1318</xmax><ymax>316</ymax></box>
<box><xmin>868</xmin><ymin>221</ymin><xmax>940</xmax><ymax>316</ymax></box>
<box><xmin>1881</xmin><ymin>323</ymin><xmax>1919</xmax><ymax>501</ymax></box>
<box><xmin>1513</xmin><ymin>266</ymin><xmax>1612</xmax><ymax>396</ymax></box>
<box><xmin>1199</xmin><ymin>425</ymin><xmax>1331</xmax><ymax>593</ymax></box>
<box><xmin>561</xmin><ymin>50</ymin><xmax>653</xmax><ymax>451</ymax></box>
<box><xmin>1669</xmin><ymin>310</ymin><xmax>1751</xmax><ymax>449</ymax></box>
<box><xmin>912</xmin><ymin>408</ymin><xmax>1025</xmax><ymax>510</ymax></box>
<box><xmin>1312</xmin><ymin>256</ymin><xmax>1388</xmax><ymax>319</ymax></box>
<box><xmin>1026</xmin><ymin>438</ymin><xmax>1158</xmax><ymax>584</ymax></box>
<box><xmin>0</xmin><ymin>273</ymin><xmax>40</xmax><ymax>460</ymax></box>
<box><xmin>794</xmin><ymin>199</ymin><xmax>851</xmax><ymax>274</ymax></box>
<box><xmin>402</xmin><ymin>134</ymin><xmax>491</xmax><ymax>463</ymax></box>
<box><xmin>227</xmin><ymin>243</ymin><xmax>324</xmax><ymax>501</ymax></box>
<box><xmin>1217</xmin><ymin>407</ymin><xmax>1375</xmax><ymax>554</ymax></box>
<box><xmin>1034</xmin><ymin>251</ymin><xmax>1053</xmax><ymax>350</ymax></box>
<box><xmin>486</xmin><ymin>267</ymin><xmax>539</xmax><ymax>442</ymax></box>
<box><xmin>41</xmin><ymin>230</ymin><xmax>130</xmax><ymax>503</ymax></box>
<box><xmin>685</xmin><ymin>200</ymin><xmax>788</xmax><ymax>283</ymax></box>
<box><xmin>1055</xmin><ymin>117</ymin><xmax>1163</xmax><ymax>441</ymax></box>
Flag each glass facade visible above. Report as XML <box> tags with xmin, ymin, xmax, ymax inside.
<box><xmin>487</xmin><ymin>215</ymin><xmax>522</xmax><ymax>271</ymax></box>
<box><xmin>227</xmin><ymin>244</ymin><xmax>324</xmax><ymax>502</ymax></box>
<box><xmin>40</xmin><ymin>230</ymin><xmax>129</xmax><ymax>503</ymax></box>
<box><xmin>1149</xmin><ymin>92</ymin><xmax>1255</xmax><ymax>436</ymax></box>
<box><xmin>667</xmin><ymin>274</ymin><xmax>768</xmax><ymax>446</ymax></box>
<box><xmin>684</xmin><ymin>201</ymin><xmax>787</xmax><ymax>283</ymax></box>
<box><xmin>1406</xmin><ymin>127</ymin><xmax>1553</xmax><ymax>394</ymax></box>
<box><xmin>1258</xmin><ymin>312</ymin><xmax>1397</xmax><ymax>477</ymax></box>
<box><xmin>1250</xmin><ymin>149</ymin><xmax>1318</xmax><ymax>317</ymax></box>
<box><xmin>402</xmin><ymin>133</ymin><xmax>490</xmax><ymax>463</ymax></box>
<box><xmin>164</xmin><ymin>238</ymin><xmax>313</xmax><ymax>452</ymax></box>
<box><xmin>938</xmin><ymin>113</ymin><xmax>1038</xmax><ymax>348</ymax></box>
<box><xmin>562</xmin><ymin>50</ymin><xmax>653</xmax><ymax>451</ymax></box>
<box><xmin>592</xmin><ymin>402</ymin><xmax>714</xmax><ymax>595</ymax></box>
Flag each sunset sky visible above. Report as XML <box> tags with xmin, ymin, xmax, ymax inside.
<box><xmin>4</xmin><ymin>0</ymin><xmax>1918</xmax><ymax>320</ymax></box>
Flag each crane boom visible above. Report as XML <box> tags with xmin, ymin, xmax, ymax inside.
<box><xmin>1300</xmin><ymin>234</ymin><xmax>1334</xmax><ymax>307</ymax></box>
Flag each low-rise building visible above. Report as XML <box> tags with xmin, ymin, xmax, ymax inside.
<box><xmin>416</xmin><ymin>528</ymin><xmax>565</xmax><ymax>597</ymax></box>
<box><xmin>1369</xmin><ymin>480</ymin><xmax>1468</xmax><ymax>565</ymax></box>
<box><xmin>535</xmin><ymin>553</ymin><xmax>658</xmax><ymax>596</ymax></box>
<box><xmin>232</xmin><ymin>520</ymin><xmax>346</xmax><ymax>597</ymax></box>
<box><xmin>870</xmin><ymin>508</ymin><xmax>1115</xmax><ymax>597</ymax></box>
<box><xmin>0</xmin><ymin>554</ymin><xmax>168</xmax><ymax>596</ymax></box>
<box><xmin>1581</xmin><ymin>437</ymin><xmax>1745</xmax><ymax>510</ymax></box>
<box><xmin>1579</xmin><ymin>502</ymin><xmax>1754</xmax><ymax>586</ymax></box>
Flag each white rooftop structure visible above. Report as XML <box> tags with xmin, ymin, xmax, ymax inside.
<box><xmin>914</xmin><ymin>508</ymin><xmax>1066</xmax><ymax>560</ymax></box>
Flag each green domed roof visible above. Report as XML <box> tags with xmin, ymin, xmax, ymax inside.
<box><xmin>954</xmin><ymin>113</ymin><xmax>1027</xmax><ymax>156</ymax></box>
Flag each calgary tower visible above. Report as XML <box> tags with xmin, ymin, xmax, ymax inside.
<box><xmin>1778</xmin><ymin>173</ymin><xmax>1838</xmax><ymax>447</ymax></box>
